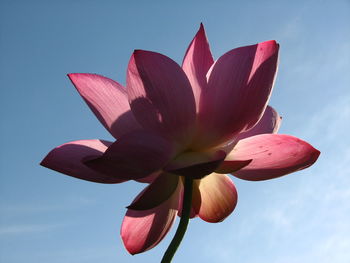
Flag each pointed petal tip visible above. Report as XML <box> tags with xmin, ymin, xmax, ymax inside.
<box><xmin>67</xmin><ymin>72</ymin><xmax>83</xmax><ymax>80</ymax></box>
<box><xmin>310</xmin><ymin>147</ymin><xmax>321</xmax><ymax>163</ymax></box>
<box><xmin>39</xmin><ymin>157</ymin><xmax>47</xmax><ymax>168</ymax></box>
<box><xmin>259</xmin><ymin>40</ymin><xmax>279</xmax><ymax>51</ymax></box>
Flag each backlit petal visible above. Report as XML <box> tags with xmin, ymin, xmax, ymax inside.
<box><xmin>228</xmin><ymin>134</ymin><xmax>320</xmax><ymax>181</ymax></box>
<box><xmin>40</xmin><ymin>140</ymin><xmax>124</xmax><ymax>183</ymax></box>
<box><xmin>68</xmin><ymin>73</ymin><xmax>141</xmax><ymax>139</ymax></box>
<box><xmin>197</xmin><ymin>173</ymin><xmax>238</xmax><ymax>223</ymax></box>
<box><xmin>236</xmin><ymin>105</ymin><xmax>282</xmax><ymax>141</ymax></box>
<box><xmin>182</xmin><ymin>23</ymin><xmax>214</xmax><ymax>111</ymax></box>
<box><xmin>121</xmin><ymin>181</ymin><xmax>180</xmax><ymax>254</ymax></box>
<box><xmin>127</xmin><ymin>50</ymin><xmax>196</xmax><ymax>147</ymax></box>
<box><xmin>194</xmin><ymin>41</ymin><xmax>279</xmax><ymax>149</ymax></box>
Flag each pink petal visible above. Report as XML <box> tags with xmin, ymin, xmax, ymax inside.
<box><xmin>227</xmin><ymin>134</ymin><xmax>320</xmax><ymax>181</ymax></box>
<box><xmin>68</xmin><ymin>73</ymin><xmax>141</xmax><ymax>139</ymax></box>
<box><xmin>236</xmin><ymin>105</ymin><xmax>282</xmax><ymax>141</ymax></box>
<box><xmin>164</xmin><ymin>150</ymin><xmax>226</xmax><ymax>179</ymax></box>
<box><xmin>196</xmin><ymin>173</ymin><xmax>238</xmax><ymax>223</ymax></box>
<box><xmin>127</xmin><ymin>50</ymin><xmax>196</xmax><ymax>147</ymax></box>
<box><xmin>121</xmin><ymin>181</ymin><xmax>181</xmax><ymax>254</ymax></box>
<box><xmin>85</xmin><ymin>130</ymin><xmax>174</xmax><ymax>181</ymax></box>
<box><xmin>127</xmin><ymin>173</ymin><xmax>179</xmax><ymax>210</ymax></box>
<box><xmin>40</xmin><ymin>140</ymin><xmax>125</xmax><ymax>183</ymax></box>
<box><xmin>193</xmin><ymin>41</ymin><xmax>279</xmax><ymax>149</ymax></box>
<box><xmin>182</xmin><ymin>23</ymin><xmax>214</xmax><ymax>111</ymax></box>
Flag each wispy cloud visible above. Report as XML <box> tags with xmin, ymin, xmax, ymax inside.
<box><xmin>0</xmin><ymin>223</ymin><xmax>66</xmax><ymax>235</ymax></box>
<box><xmin>0</xmin><ymin>196</ymin><xmax>97</xmax><ymax>215</ymax></box>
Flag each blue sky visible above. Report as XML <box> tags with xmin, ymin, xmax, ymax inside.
<box><xmin>1</xmin><ymin>0</ymin><xmax>349</xmax><ymax>262</ymax></box>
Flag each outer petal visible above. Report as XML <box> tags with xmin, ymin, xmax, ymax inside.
<box><xmin>121</xmin><ymin>180</ymin><xmax>181</xmax><ymax>254</ymax></box>
<box><xmin>236</xmin><ymin>105</ymin><xmax>282</xmax><ymax>141</ymax></box>
<box><xmin>182</xmin><ymin>23</ymin><xmax>214</xmax><ymax>111</ymax></box>
<box><xmin>196</xmin><ymin>173</ymin><xmax>238</xmax><ymax>223</ymax></box>
<box><xmin>86</xmin><ymin>130</ymin><xmax>174</xmax><ymax>181</ymax></box>
<box><xmin>40</xmin><ymin>140</ymin><xmax>124</xmax><ymax>183</ymax></box>
<box><xmin>127</xmin><ymin>50</ymin><xmax>196</xmax><ymax>147</ymax></box>
<box><xmin>193</xmin><ymin>41</ymin><xmax>279</xmax><ymax>149</ymax></box>
<box><xmin>68</xmin><ymin>73</ymin><xmax>141</xmax><ymax>139</ymax></box>
<box><xmin>127</xmin><ymin>173</ymin><xmax>179</xmax><ymax>210</ymax></box>
<box><xmin>227</xmin><ymin>134</ymin><xmax>320</xmax><ymax>181</ymax></box>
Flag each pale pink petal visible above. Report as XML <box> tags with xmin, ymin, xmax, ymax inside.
<box><xmin>197</xmin><ymin>173</ymin><xmax>238</xmax><ymax>223</ymax></box>
<box><xmin>121</xmin><ymin>181</ymin><xmax>181</xmax><ymax>254</ymax></box>
<box><xmin>164</xmin><ymin>150</ymin><xmax>226</xmax><ymax>179</ymax></box>
<box><xmin>40</xmin><ymin>140</ymin><xmax>124</xmax><ymax>183</ymax></box>
<box><xmin>127</xmin><ymin>50</ymin><xmax>196</xmax><ymax>147</ymax></box>
<box><xmin>182</xmin><ymin>23</ymin><xmax>214</xmax><ymax>111</ymax></box>
<box><xmin>193</xmin><ymin>41</ymin><xmax>279</xmax><ymax>149</ymax></box>
<box><xmin>127</xmin><ymin>173</ymin><xmax>179</xmax><ymax>210</ymax></box>
<box><xmin>85</xmin><ymin>130</ymin><xmax>174</xmax><ymax>181</ymax></box>
<box><xmin>227</xmin><ymin>134</ymin><xmax>320</xmax><ymax>181</ymax></box>
<box><xmin>236</xmin><ymin>105</ymin><xmax>282</xmax><ymax>141</ymax></box>
<box><xmin>68</xmin><ymin>73</ymin><xmax>141</xmax><ymax>139</ymax></box>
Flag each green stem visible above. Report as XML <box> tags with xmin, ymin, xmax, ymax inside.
<box><xmin>161</xmin><ymin>176</ymin><xmax>193</xmax><ymax>263</ymax></box>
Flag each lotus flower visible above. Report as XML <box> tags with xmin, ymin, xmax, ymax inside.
<box><xmin>41</xmin><ymin>24</ymin><xmax>320</xmax><ymax>255</ymax></box>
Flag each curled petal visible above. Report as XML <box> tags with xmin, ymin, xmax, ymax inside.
<box><xmin>127</xmin><ymin>173</ymin><xmax>179</xmax><ymax>210</ymax></box>
<box><xmin>194</xmin><ymin>41</ymin><xmax>279</xmax><ymax>149</ymax></box>
<box><xmin>121</xmin><ymin>181</ymin><xmax>181</xmax><ymax>254</ymax></box>
<box><xmin>236</xmin><ymin>105</ymin><xmax>282</xmax><ymax>141</ymax></box>
<box><xmin>228</xmin><ymin>134</ymin><xmax>320</xmax><ymax>181</ymax></box>
<box><xmin>196</xmin><ymin>173</ymin><xmax>238</xmax><ymax>223</ymax></box>
<box><xmin>40</xmin><ymin>140</ymin><xmax>124</xmax><ymax>183</ymax></box>
<box><xmin>182</xmin><ymin>23</ymin><xmax>214</xmax><ymax>111</ymax></box>
<box><xmin>86</xmin><ymin>130</ymin><xmax>173</xmax><ymax>180</ymax></box>
<box><xmin>68</xmin><ymin>73</ymin><xmax>141</xmax><ymax>139</ymax></box>
<box><xmin>127</xmin><ymin>50</ymin><xmax>196</xmax><ymax>147</ymax></box>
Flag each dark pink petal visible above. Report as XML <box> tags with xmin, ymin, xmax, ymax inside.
<box><xmin>196</xmin><ymin>173</ymin><xmax>238</xmax><ymax>223</ymax></box>
<box><xmin>68</xmin><ymin>73</ymin><xmax>141</xmax><ymax>139</ymax></box>
<box><xmin>86</xmin><ymin>130</ymin><xmax>174</xmax><ymax>181</ymax></box>
<box><xmin>193</xmin><ymin>41</ymin><xmax>279</xmax><ymax>149</ymax></box>
<box><xmin>121</xmin><ymin>181</ymin><xmax>180</xmax><ymax>254</ymax></box>
<box><xmin>182</xmin><ymin>23</ymin><xmax>214</xmax><ymax>111</ymax></box>
<box><xmin>228</xmin><ymin>134</ymin><xmax>320</xmax><ymax>181</ymax></box>
<box><xmin>134</xmin><ymin>172</ymin><xmax>160</xmax><ymax>184</ymax></box>
<box><xmin>127</xmin><ymin>173</ymin><xmax>179</xmax><ymax>210</ymax></box>
<box><xmin>127</xmin><ymin>50</ymin><xmax>196</xmax><ymax>147</ymax></box>
<box><xmin>40</xmin><ymin>140</ymin><xmax>124</xmax><ymax>183</ymax></box>
<box><xmin>164</xmin><ymin>150</ymin><xmax>226</xmax><ymax>179</ymax></box>
<box><xmin>236</xmin><ymin>105</ymin><xmax>282</xmax><ymax>141</ymax></box>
